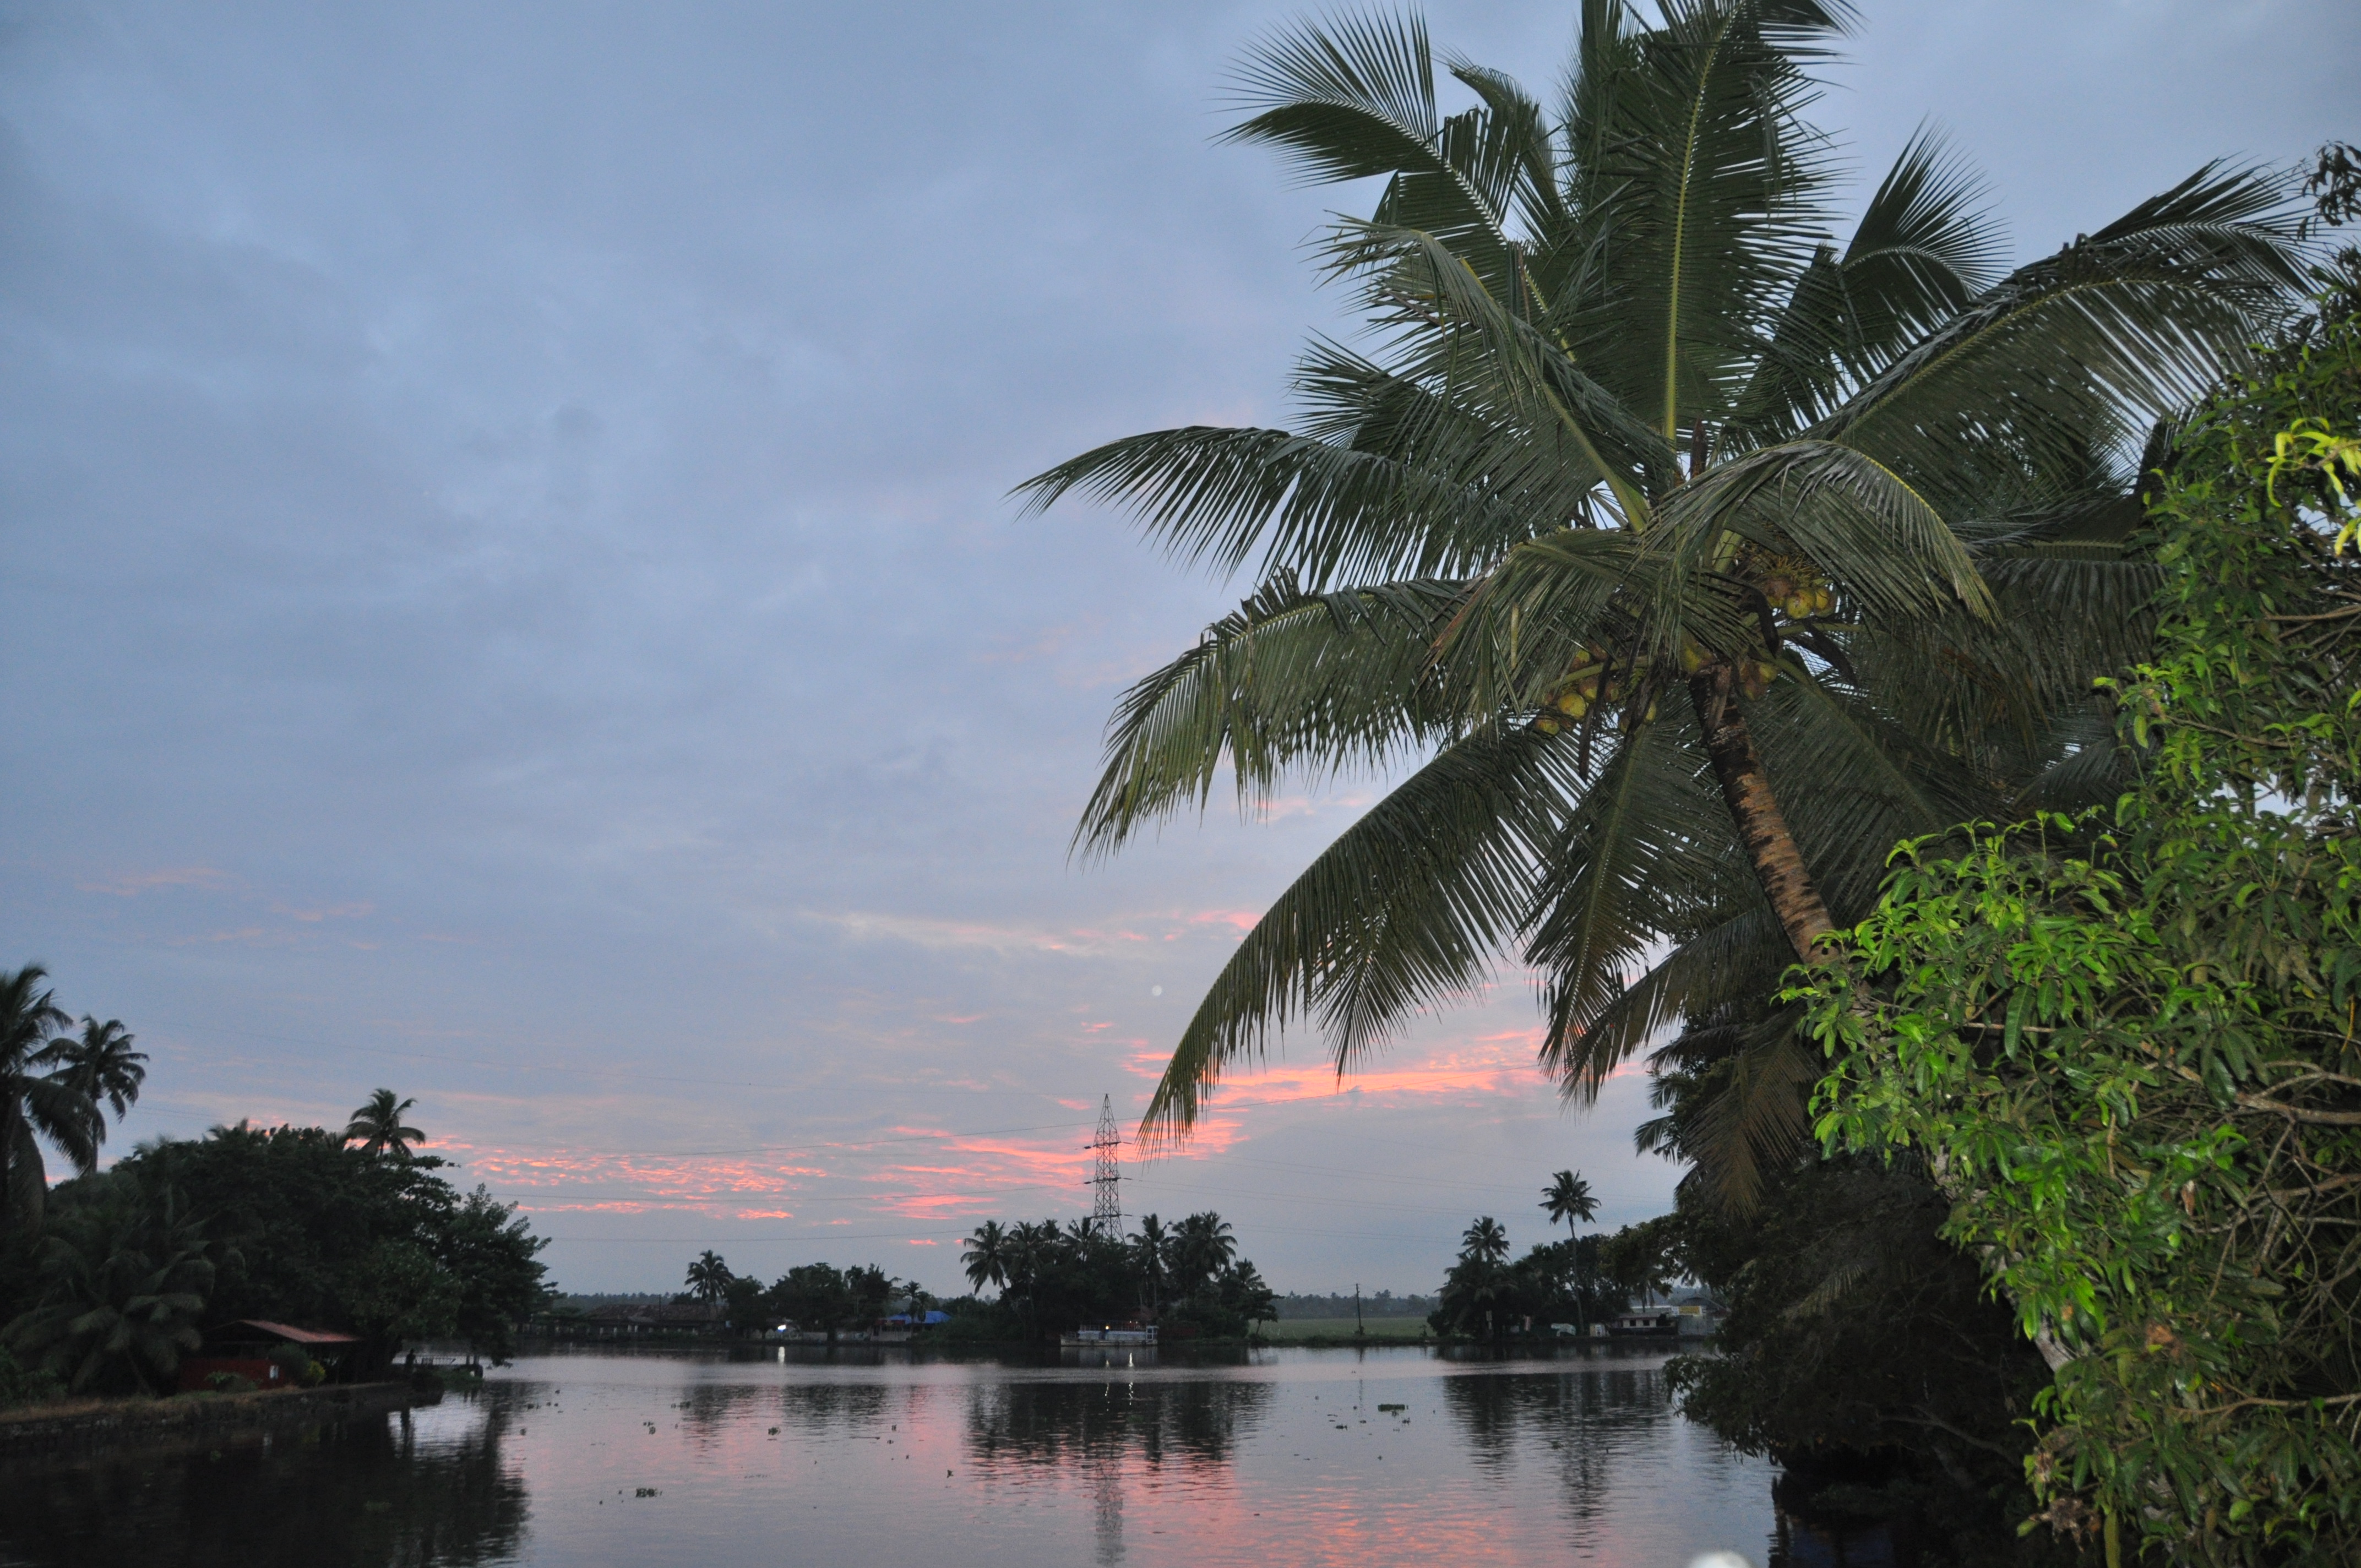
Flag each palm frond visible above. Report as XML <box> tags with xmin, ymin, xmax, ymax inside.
<box><xmin>1821</xmin><ymin>162</ymin><xmax>2309</xmax><ymax>503</ymax></box>
<box><xmin>1141</xmin><ymin>723</ymin><xmax>1585</xmax><ymax>1137</ymax></box>
<box><xmin>1075</xmin><ymin>573</ymin><xmax>1465</xmax><ymax>856</ymax></box>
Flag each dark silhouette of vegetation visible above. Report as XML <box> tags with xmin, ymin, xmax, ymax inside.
<box><xmin>1666</xmin><ymin>1159</ymin><xmax>2069</xmax><ymax>1566</ymax></box>
<box><xmin>0</xmin><ymin>1046</ymin><xmax>552</xmax><ymax>1398</ymax></box>
<box><xmin>949</xmin><ymin>1211</ymin><xmax>1274</xmax><ymax>1342</ymax></box>
<box><xmin>2</xmin><ymin>966</ymin><xmax>137</xmax><ymax>1236</ymax></box>
<box><xmin>1430</xmin><ymin>1212</ymin><xmax>1625</xmax><ymax>1343</ymax></box>
<box><xmin>342</xmin><ymin>1088</ymin><xmax>426</xmax><ymax>1161</ymax></box>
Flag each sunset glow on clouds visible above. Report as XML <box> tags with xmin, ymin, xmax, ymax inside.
<box><xmin>17</xmin><ymin>0</ymin><xmax>2330</xmax><ymax>1297</ymax></box>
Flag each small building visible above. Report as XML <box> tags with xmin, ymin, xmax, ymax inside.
<box><xmin>1604</xmin><ymin>1309</ymin><xmax>1681</xmax><ymax>1339</ymax></box>
<box><xmin>1062</xmin><ymin>1323</ymin><xmax>1157</xmax><ymax>1347</ymax></box>
<box><xmin>177</xmin><ymin>1319</ymin><xmax>360</xmax><ymax>1393</ymax></box>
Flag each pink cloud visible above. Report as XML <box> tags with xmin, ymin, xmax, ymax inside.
<box><xmin>80</xmin><ymin>865</ymin><xmax>232</xmax><ymax>897</ymax></box>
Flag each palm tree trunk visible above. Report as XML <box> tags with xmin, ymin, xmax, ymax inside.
<box><xmin>1687</xmin><ymin>663</ymin><xmax>1836</xmax><ymax>962</ymax></box>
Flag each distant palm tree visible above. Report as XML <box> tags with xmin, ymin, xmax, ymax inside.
<box><xmin>39</xmin><ymin>1017</ymin><xmax>149</xmax><ymax>1127</ymax></box>
<box><xmin>1171</xmin><ymin>1212</ymin><xmax>1237</xmax><ymax>1296</ymax></box>
<box><xmin>342</xmin><ymin>1089</ymin><xmax>425</xmax><ymax>1159</ymax></box>
<box><xmin>1130</xmin><ymin>1213</ymin><xmax>1171</xmax><ymax>1313</ymax></box>
<box><xmin>961</xmin><ymin>1220</ymin><xmax>1010</xmax><ymax>1294</ymax></box>
<box><xmin>1460</xmin><ymin>1216</ymin><xmax>1510</xmax><ymax>1267</ymax></box>
<box><xmin>1</xmin><ymin>966</ymin><xmax>99</xmax><ymax>1235</ymax></box>
<box><xmin>1541</xmin><ymin>1170</ymin><xmax>1599</xmax><ymax>1242</ymax></box>
<box><xmin>684</xmin><ymin>1250</ymin><xmax>732</xmax><ymax>1304</ymax></box>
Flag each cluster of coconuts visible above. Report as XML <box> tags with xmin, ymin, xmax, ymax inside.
<box><xmin>1533</xmin><ymin>645</ymin><xmax>1661</xmax><ymax>734</ymax></box>
<box><xmin>1754</xmin><ymin>553</ymin><xmax>1835</xmax><ymax>621</ymax></box>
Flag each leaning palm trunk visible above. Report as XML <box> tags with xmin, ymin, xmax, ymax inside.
<box><xmin>1687</xmin><ymin>662</ymin><xmax>1834</xmax><ymax>961</ymax></box>
<box><xmin>1020</xmin><ymin>2</ymin><xmax>2305</xmax><ymax>1199</ymax></box>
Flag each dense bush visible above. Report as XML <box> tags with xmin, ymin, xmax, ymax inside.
<box><xmin>1799</xmin><ymin>298</ymin><xmax>2361</xmax><ymax>1561</ymax></box>
<box><xmin>4</xmin><ymin>1118</ymin><xmax>550</xmax><ymax>1387</ymax></box>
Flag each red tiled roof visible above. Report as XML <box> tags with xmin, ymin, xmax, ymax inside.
<box><xmin>210</xmin><ymin>1319</ymin><xmax>362</xmax><ymax>1347</ymax></box>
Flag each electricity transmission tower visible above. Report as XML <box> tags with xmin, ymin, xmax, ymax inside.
<box><xmin>1089</xmin><ymin>1095</ymin><xmax>1122</xmax><ymax>1233</ymax></box>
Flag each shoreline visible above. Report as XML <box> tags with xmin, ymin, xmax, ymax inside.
<box><xmin>0</xmin><ymin>1379</ymin><xmax>443</xmax><ymax>1464</ymax></box>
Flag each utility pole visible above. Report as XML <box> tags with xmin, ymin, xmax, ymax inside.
<box><xmin>1089</xmin><ymin>1095</ymin><xmax>1122</xmax><ymax>1233</ymax></box>
<box><xmin>1354</xmin><ymin>1282</ymin><xmax>1364</xmax><ymax>1337</ymax></box>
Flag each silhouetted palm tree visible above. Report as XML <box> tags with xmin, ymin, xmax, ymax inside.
<box><xmin>39</xmin><ymin>1017</ymin><xmax>148</xmax><ymax>1128</ymax></box>
<box><xmin>684</xmin><ymin>1250</ymin><xmax>732</xmax><ymax>1304</ymax></box>
<box><xmin>1</xmin><ymin>966</ymin><xmax>99</xmax><ymax>1235</ymax></box>
<box><xmin>1461</xmin><ymin>1216</ymin><xmax>1510</xmax><ymax>1266</ymax></box>
<box><xmin>962</xmin><ymin>1219</ymin><xmax>1011</xmax><ymax>1294</ymax></box>
<box><xmin>1541</xmin><ymin>1170</ymin><xmax>1599</xmax><ymax>1241</ymax></box>
<box><xmin>1170</xmin><ymin>1212</ymin><xmax>1238</xmax><ymax>1296</ymax></box>
<box><xmin>342</xmin><ymin>1089</ymin><xmax>425</xmax><ymax>1159</ymax></box>
<box><xmin>1130</xmin><ymin>1213</ymin><xmax>1172</xmax><ymax>1313</ymax></box>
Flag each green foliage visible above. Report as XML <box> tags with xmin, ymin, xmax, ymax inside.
<box><xmin>4</xmin><ymin>1185</ymin><xmax>220</xmax><ymax>1396</ymax></box>
<box><xmin>1429</xmin><ymin>1216</ymin><xmax>1623</xmax><ymax>1340</ymax></box>
<box><xmin>59</xmin><ymin>1118</ymin><xmax>548</xmax><ymax>1377</ymax></box>
<box><xmin>339</xmin><ymin>1240</ymin><xmax>461</xmax><ymax>1351</ymax></box>
<box><xmin>1667</xmin><ymin>1158</ymin><xmax>2066</xmax><ymax>1565</ymax></box>
<box><xmin>1798</xmin><ymin>303</ymin><xmax>2361</xmax><ymax>1560</ymax></box>
<box><xmin>948</xmin><ymin>1212</ymin><xmax>1272</xmax><ymax>1341</ymax></box>
<box><xmin>0</xmin><ymin>1342</ymin><xmax>61</xmax><ymax>1407</ymax></box>
<box><xmin>1019</xmin><ymin>4</ymin><xmax>2305</xmax><ymax>1211</ymax></box>
<box><xmin>440</xmin><ymin>1186</ymin><xmax>552</xmax><ymax>1365</ymax></box>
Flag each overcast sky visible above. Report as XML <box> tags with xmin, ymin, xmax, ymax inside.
<box><xmin>2</xmin><ymin>0</ymin><xmax>2352</xmax><ymax>1296</ymax></box>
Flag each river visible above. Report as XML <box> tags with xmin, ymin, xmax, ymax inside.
<box><xmin>0</xmin><ymin>1344</ymin><xmax>1862</xmax><ymax>1567</ymax></box>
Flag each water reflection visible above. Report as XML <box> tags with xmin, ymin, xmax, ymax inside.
<box><xmin>963</xmin><ymin>1374</ymin><xmax>1273</xmax><ymax>1472</ymax></box>
<box><xmin>0</xmin><ymin>1398</ymin><xmax>525</xmax><ymax>1568</ymax></box>
<box><xmin>0</xmin><ymin>1348</ymin><xmax>1788</xmax><ymax>1567</ymax></box>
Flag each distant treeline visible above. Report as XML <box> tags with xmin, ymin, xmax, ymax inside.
<box><xmin>1274</xmin><ymin>1292</ymin><xmax>1433</xmax><ymax>1319</ymax></box>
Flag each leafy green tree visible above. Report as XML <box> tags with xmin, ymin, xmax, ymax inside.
<box><xmin>339</xmin><ymin>1240</ymin><xmax>460</xmax><ymax>1370</ymax></box>
<box><xmin>1460</xmin><ymin>1215</ymin><xmax>1509</xmax><ymax>1266</ymax></box>
<box><xmin>1801</xmin><ymin>298</ymin><xmax>2361</xmax><ymax>1561</ymax></box>
<box><xmin>1166</xmin><ymin>1211</ymin><xmax>1238</xmax><ymax>1298</ymax></box>
<box><xmin>770</xmin><ymin>1262</ymin><xmax>852</xmax><ymax>1341</ymax></box>
<box><xmin>1217</xmin><ymin>1259</ymin><xmax>1277</xmax><ymax>1331</ymax></box>
<box><xmin>1019</xmin><ymin>2</ymin><xmax>2304</xmax><ymax>1207</ymax></box>
<box><xmin>0</xmin><ymin>966</ymin><xmax>97</xmax><ymax>1235</ymax></box>
<box><xmin>342</xmin><ymin>1089</ymin><xmax>425</xmax><ymax>1160</ymax></box>
<box><xmin>438</xmin><ymin>1186</ymin><xmax>550</xmax><ymax>1366</ymax></box>
<box><xmin>98</xmin><ymin>1118</ymin><xmax>542</xmax><ymax>1378</ymax></box>
<box><xmin>6</xmin><ymin>1186</ymin><xmax>220</xmax><ymax>1395</ymax></box>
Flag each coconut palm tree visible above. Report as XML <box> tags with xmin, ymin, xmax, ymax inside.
<box><xmin>342</xmin><ymin>1089</ymin><xmax>425</xmax><ymax>1160</ymax></box>
<box><xmin>1130</xmin><ymin>1212</ymin><xmax>1172</xmax><ymax>1313</ymax></box>
<box><xmin>1169</xmin><ymin>1212</ymin><xmax>1238</xmax><ymax>1297</ymax></box>
<box><xmin>961</xmin><ymin>1219</ymin><xmax>1011</xmax><ymax>1294</ymax></box>
<box><xmin>1</xmin><ymin>966</ymin><xmax>99</xmax><ymax>1236</ymax></box>
<box><xmin>1019</xmin><ymin>3</ymin><xmax>2305</xmax><ymax>1203</ymax></box>
<box><xmin>1541</xmin><ymin>1170</ymin><xmax>1598</xmax><ymax>1241</ymax></box>
<box><xmin>38</xmin><ymin>1017</ymin><xmax>148</xmax><ymax>1129</ymax></box>
<box><xmin>1460</xmin><ymin>1215</ymin><xmax>1511</xmax><ymax>1267</ymax></box>
<box><xmin>684</xmin><ymin>1250</ymin><xmax>733</xmax><ymax>1304</ymax></box>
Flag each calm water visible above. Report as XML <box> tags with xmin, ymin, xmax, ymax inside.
<box><xmin>0</xmin><ymin>1345</ymin><xmax>1808</xmax><ymax>1567</ymax></box>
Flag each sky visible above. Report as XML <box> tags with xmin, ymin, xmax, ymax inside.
<box><xmin>2</xmin><ymin>0</ymin><xmax>2353</xmax><ymax>1297</ymax></box>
